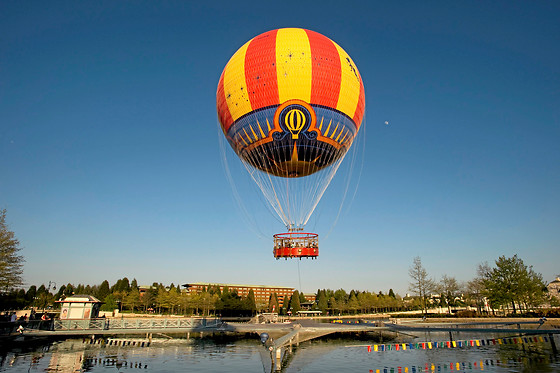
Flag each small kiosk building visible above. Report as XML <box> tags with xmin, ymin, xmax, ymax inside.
<box><xmin>57</xmin><ymin>295</ymin><xmax>102</xmax><ymax>320</ymax></box>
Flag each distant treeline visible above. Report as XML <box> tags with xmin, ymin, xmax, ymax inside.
<box><xmin>0</xmin><ymin>277</ymin><xmax>416</xmax><ymax>316</ymax></box>
<box><xmin>2</xmin><ymin>253</ymin><xmax>558</xmax><ymax>318</ymax></box>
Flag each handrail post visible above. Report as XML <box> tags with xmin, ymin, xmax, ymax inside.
<box><xmin>550</xmin><ymin>334</ymin><xmax>558</xmax><ymax>354</ymax></box>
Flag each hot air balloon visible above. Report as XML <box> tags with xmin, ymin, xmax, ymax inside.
<box><xmin>217</xmin><ymin>28</ymin><xmax>365</xmax><ymax>259</ymax></box>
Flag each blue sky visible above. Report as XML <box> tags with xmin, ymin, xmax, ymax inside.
<box><xmin>1</xmin><ymin>1</ymin><xmax>559</xmax><ymax>296</ymax></box>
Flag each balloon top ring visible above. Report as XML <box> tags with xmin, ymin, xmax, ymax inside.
<box><xmin>273</xmin><ymin>232</ymin><xmax>318</xmax><ymax>259</ymax></box>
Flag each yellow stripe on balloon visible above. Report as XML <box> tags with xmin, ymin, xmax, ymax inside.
<box><xmin>257</xmin><ymin>120</ymin><xmax>266</xmax><ymax>138</ymax></box>
<box><xmin>249</xmin><ymin>125</ymin><xmax>258</xmax><ymax>141</ymax></box>
<box><xmin>330</xmin><ymin>123</ymin><xmax>339</xmax><ymax>139</ymax></box>
<box><xmin>333</xmin><ymin>42</ymin><xmax>361</xmax><ymax>120</ymax></box>
<box><xmin>324</xmin><ymin>120</ymin><xmax>332</xmax><ymax>137</ymax></box>
<box><xmin>223</xmin><ymin>39</ymin><xmax>252</xmax><ymax>121</ymax></box>
<box><xmin>276</xmin><ymin>28</ymin><xmax>312</xmax><ymax>104</ymax></box>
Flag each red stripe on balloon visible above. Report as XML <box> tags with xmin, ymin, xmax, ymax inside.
<box><xmin>217</xmin><ymin>71</ymin><xmax>234</xmax><ymax>132</ymax></box>
<box><xmin>245</xmin><ymin>29</ymin><xmax>279</xmax><ymax>110</ymax></box>
<box><xmin>306</xmin><ymin>29</ymin><xmax>341</xmax><ymax>108</ymax></box>
<box><xmin>352</xmin><ymin>77</ymin><xmax>365</xmax><ymax>128</ymax></box>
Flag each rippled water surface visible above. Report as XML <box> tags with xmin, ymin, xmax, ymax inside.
<box><xmin>1</xmin><ymin>334</ymin><xmax>559</xmax><ymax>372</ymax></box>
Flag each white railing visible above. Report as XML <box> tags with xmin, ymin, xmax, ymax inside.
<box><xmin>54</xmin><ymin>317</ymin><xmax>221</xmax><ymax>331</ymax></box>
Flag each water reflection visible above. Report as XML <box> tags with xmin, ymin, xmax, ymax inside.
<box><xmin>47</xmin><ymin>347</ymin><xmax>84</xmax><ymax>372</ymax></box>
<box><xmin>0</xmin><ymin>335</ymin><xmax>557</xmax><ymax>373</ymax></box>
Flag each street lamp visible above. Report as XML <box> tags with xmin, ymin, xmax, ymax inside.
<box><xmin>43</xmin><ymin>281</ymin><xmax>56</xmax><ymax>313</ymax></box>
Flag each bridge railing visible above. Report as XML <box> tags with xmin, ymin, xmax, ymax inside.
<box><xmin>53</xmin><ymin>317</ymin><xmax>221</xmax><ymax>331</ymax></box>
<box><xmin>1</xmin><ymin>320</ymin><xmax>54</xmax><ymax>334</ymax></box>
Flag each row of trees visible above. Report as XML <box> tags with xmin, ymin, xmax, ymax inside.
<box><xmin>0</xmin><ymin>277</ymin><xmax>412</xmax><ymax>317</ymax></box>
<box><xmin>0</xmin><ymin>278</ymin><xmax>259</xmax><ymax>316</ymax></box>
<box><xmin>408</xmin><ymin>255</ymin><xmax>556</xmax><ymax>315</ymax></box>
<box><xmin>313</xmin><ymin>289</ymin><xmax>409</xmax><ymax>315</ymax></box>
<box><xmin>0</xmin><ymin>262</ymin><xmax>556</xmax><ymax>317</ymax></box>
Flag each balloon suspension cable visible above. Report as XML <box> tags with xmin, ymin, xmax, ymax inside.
<box><xmin>297</xmin><ymin>260</ymin><xmax>302</xmax><ymax>293</ymax></box>
<box><xmin>324</xmin><ymin>115</ymin><xmax>367</xmax><ymax>239</ymax></box>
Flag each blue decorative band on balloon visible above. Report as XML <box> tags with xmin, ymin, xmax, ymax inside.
<box><xmin>226</xmin><ymin>104</ymin><xmax>358</xmax><ymax>147</ymax></box>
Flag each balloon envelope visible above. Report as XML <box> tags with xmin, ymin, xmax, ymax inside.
<box><xmin>217</xmin><ymin>28</ymin><xmax>365</xmax><ymax>228</ymax></box>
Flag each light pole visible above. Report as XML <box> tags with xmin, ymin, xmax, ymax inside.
<box><xmin>43</xmin><ymin>281</ymin><xmax>56</xmax><ymax>313</ymax></box>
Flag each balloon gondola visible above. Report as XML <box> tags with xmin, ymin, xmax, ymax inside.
<box><xmin>217</xmin><ymin>28</ymin><xmax>365</xmax><ymax>259</ymax></box>
<box><xmin>273</xmin><ymin>231</ymin><xmax>318</xmax><ymax>260</ymax></box>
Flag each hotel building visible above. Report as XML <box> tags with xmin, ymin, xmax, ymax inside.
<box><xmin>182</xmin><ymin>282</ymin><xmax>297</xmax><ymax>308</ymax></box>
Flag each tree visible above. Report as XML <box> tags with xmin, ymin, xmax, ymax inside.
<box><xmin>408</xmin><ymin>256</ymin><xmax>436</xmax><ymax>315</ymax></box>
<box><xmin>55</xmin><ymin>285</ymin><xmax>66</xmax><ymax>301</ymax></box>
<box><xmin>101</xmin><ymin>293</ymin><xmax>118</xmax><ymax>311</ymax></box>
<box><xmin>328</xmin><ymin>296</ymin><xmax>339</xmax><ymax>315</ymax></box>
<box><xmin>123</xmin><ymin>288</ymin><xmax>141</xmax><ymax>312</ymax></box>
<box><xmin>141</xmin><ymin>287</ymin><xmax>156</xmax><ymax>312</ymax></box>
<box><xmin>347</xmin><ymin>292</ymin><xmax>359</xmax><ymax>314</ymax></box>
<box><xmin>168</xmin><ymin>286</ymin><xmax>182</xmax><ymax>314</ymax></box>
<box><xmin>63</xmin><ymin>283</ymin><xmax>75</xmax><ymax>296</ymax></box>
<box><xmin>0</xmin><ymin>209</ymin><xmax>24</xmax><ymax>290</ymax></box>
<box><xmin>198</xmin><ymin>292</ymin><xmax>218</xmax><ymax>316</ymax></box>
<box><xmin>155</xmin><ymin>286</ymin><xmax>170</xmax><ymax>313</ymax></box>
<box><xmin>268</xmin><ymin>293</ymin><xmax>280</xmax><ymax>313</ymax></box>
<box><xmin>334</xmin><ymin>289</ymin><xmax>348</xmax><ymax>304</ymax></box>
<box><xmin>289</xmin><ymin>290</ymin><xmax>301</xmax><ymax>314</ymax></box>
<box><xmin>96</xmin><ymin>280</ymin><xmax>111</xmax><ymax>301</ymax></box>
<box><xmin>480</xmin><ymin>255</ymin><xmax>547</xmax><ymax>314</ymax></box>
<box><xmin>36</xmin><ymin>284</ymin><xmax>55</xmax><ymax>311</ymax></box>
<box><xmin>438</xmin><ymin>275</ymin><xmax>462</xmax><ymax>314</ymax></box>
<box><xmin>465</xmin><ymin>277</ymin><xmax>486</xmax><ymax>314</ymax></box>
<box><xmin>244</xmin><ymin>289</ymin><xmax>257</xmax><ymax>315</ymax></box>
<box><xmin>357</xmin><ymin>291</ymin><xmax>377</xmax><ymax>314</ymax></box>
<box><xmin>114</xmin><ymin>290</ymin><xmax>127</xmax><ymax>312</ymax></box>
<box><xmin>316</xmin><ymin>290</ymin><xmax>328</xmax><ymax>314</ymax></box>
<box><xmin>216</xmin><ymin>288</ymin><xmax>243</xmax><ymax>317</ymax></box>
<box><xmin>112</xmin><ymin>277</ymin><xmax>130</xmax><ymax>292</ymax></box>
<box><xmin>25</xmin><ymin>285</ymin><xmax>37</xmax><ymax>304</ymax></box>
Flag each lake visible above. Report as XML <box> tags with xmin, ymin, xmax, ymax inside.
<box><xmin>1</xmin><ymin>333</ymin><xmax>559</xmax><ymax>372</ymax></box>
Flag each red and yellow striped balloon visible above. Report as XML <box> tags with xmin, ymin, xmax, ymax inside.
<box><xmin>217</xmin><ymin>28</ymin><xmax>365</xmax><ymax>178</ymax></box>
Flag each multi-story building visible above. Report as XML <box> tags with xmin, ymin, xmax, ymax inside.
<box><xmin>182</xmin><ymin>283</ymin><xmax>296</xmax><ymax>308</ymax></box>
<box><xmin>303</xmin><ymin>293</ymin><xmax>317</xmax><ymax>302</ymax></box>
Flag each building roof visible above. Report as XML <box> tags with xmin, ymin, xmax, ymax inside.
<box><xmin>56</xmin><ymin>294</ymin><xmax>102</xmax><ymax>303</ymax></box>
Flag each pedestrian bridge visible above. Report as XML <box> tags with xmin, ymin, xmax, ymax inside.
<box><xmin>53</xmin><ymin>317</ymin><xmax>221</xmax><ymax>334</ymax></box>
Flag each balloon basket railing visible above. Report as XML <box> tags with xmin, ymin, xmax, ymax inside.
<box><xmin>273</xmin><ymin>231</ymin><xmax>318</xmax><ymax>259</ymax></box>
